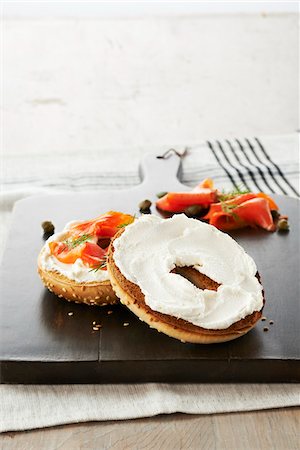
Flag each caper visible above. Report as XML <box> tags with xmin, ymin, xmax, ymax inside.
<box><xmin>139</xmin><ymin>199</ymin><xmax>152</xmax><ymax>212</ymax></box>
<box><xmin>156</xmin><ymin>191</ymin><xmax>168</xmax><ymax>199</ymax></box>
<box><xmin>41</xmin><ymin>220</ymin><xmax>55</xmax><ymax>236</ymax></box>
<box><xmin>271</xmin><ymin>210</ymin><xmax>280</xmax><ymax>221</ymax></box>
<box><xmin>184</xmin><ymin>205</ymin><xmax>203</xmax><ymax>217</ymax></box>
<box><xmin>277</xmin><ymin>218</ymin><xmax>289</xmax><ymax>232</ymax></box>
<box><xmin>141</xmin><ymin>209</ymin><xmax>151</xmax><ymax>215</ymax></box>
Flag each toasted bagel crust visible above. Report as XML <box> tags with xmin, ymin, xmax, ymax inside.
<box><xmin>38</xmin><ymin>250</ymin><xmax>118</xmax><ymax>306</ymax></box>
<box><xmin>108</xmin><ymin>229</ymin><xmax>264</xmax><ymax>343</ymax></box>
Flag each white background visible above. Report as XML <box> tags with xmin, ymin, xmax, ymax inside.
<box><xmin>2</xmin><ymin>1</ymin><xmax>299</xmax><ymax>157</ymax></box>
<box><xmin>2</xmin><ymin>1</ymin><xmax>298</xmax><ymax>18</ymax></box>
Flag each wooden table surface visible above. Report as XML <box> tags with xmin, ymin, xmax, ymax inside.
<box><xmin>1</xmin><ymin>408</ymin><xmax>299</xmax><ymax>449</ymax></box>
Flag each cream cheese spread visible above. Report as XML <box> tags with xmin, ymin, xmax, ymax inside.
<box><xmin>113</xmin><ymin>214</ymin><xmax>263</xmax><ymax>330</ymax></box>
<box><xmin>39</xmin><ymin>221</ymin><xmax>110</xmax><ymax>283</ymax></box>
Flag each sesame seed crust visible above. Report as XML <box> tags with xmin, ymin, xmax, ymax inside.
<box><xmin>37</xmin><ymin>249</ymin><xmax>119</xmax><ymax>307</ymax></box>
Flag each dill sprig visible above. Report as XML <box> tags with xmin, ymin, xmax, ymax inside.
<box><xmin>117</xmin><ymin>214</ymin><xmax>136</xmax><ymax>229</ymax></box>
<box><xmin>63</xmin><ymin>233</ymin><xmax>92</xmax><ymax>250</ymax></box>
<box><xmin>218</xmin><ymin>185</ymin><xmax>250</xmax><ymax>202</ymax></box>
<box><xmin>117</xmin><ymin>222</ymin><xmax>131</xmax><ymax>228</ymax></box>
<box><xmin>89</xmin><ymin>255</ymin><xmax>108</xmax><ymax>272</ymax></box>
<box><xmin>220</xmin><ymin>201</ymin><xmax>240</xmax><ymax>221</ymax></box>
<box><xmin>221</xmin><ymin>203</ymin><xmax>238</xmax><ymax>214</ymax></box>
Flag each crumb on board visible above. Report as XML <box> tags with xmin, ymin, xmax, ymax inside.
<box><xmin>67</xmin><ymin>312</ymin><xmax>73</xmax><ymax>316</ymax></box>
<box><xmin>123</xmin><ymin>322</ymin><xmax>129</xmax><ymax>327</ymax></box>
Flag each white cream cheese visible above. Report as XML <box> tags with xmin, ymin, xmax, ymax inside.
<box><xmin>39</xmin><ymin>222</ymin><xmax>109</xmax><ymax>283</ymax></box>
<box><xmin>113</xmin><ymin>214</ymin><xmax>263</xmax><ymax>330</ymax></box>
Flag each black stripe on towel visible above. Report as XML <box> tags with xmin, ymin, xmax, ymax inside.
<box><xmin>225</xmin><ymin>140</ymin><xmax>263</xmax><ymax>192</ymax></box>
<box><xmin>207</xmin><ymin>141</ymin><xmax>239</xmax><ymax>189</ymax></box>
<box><xmin>216</xmin><ymin>141</ymin><xmax>251</xmax><ymax>191</ymax></box>
<box><xmin>235</xmin><ymin>139</ymin><xmax>276</xmax><ymax>194</ymax></box>
<box><xmin>254</xmin><ymin>137</ymin><xmax>300</xmax><ymax>197</ymax></box>
<box><xmin>245</xmin><ymin>138</ymin><xmax>288</xmax><ymax>195</ymax></box>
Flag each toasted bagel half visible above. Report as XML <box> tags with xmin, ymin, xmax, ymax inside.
<box><xmin>38</xmin><ymin>249</ymin><xmax>118</xmax><ymax>306</ymax></box>
<box><xmin>107</xmin><ymin>229</ymin><xmax>264</xmax><ymax>344</ymax></box>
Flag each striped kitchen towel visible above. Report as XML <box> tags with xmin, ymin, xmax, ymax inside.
<box><xmin>2</xmin><ymin>134</ymin><xmax>299</xmax><ymax>201</ymax></box>
<box><xmin>182</xmin><ymin>134</ymin><xmax>299</xmax><ymax>197</ymax></box>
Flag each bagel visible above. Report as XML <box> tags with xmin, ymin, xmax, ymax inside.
<box><xmin>38</xmin><ymin>211</ymin><xmax>134</xmax><ymax>306</ymax></box>
<box><xmin>108</xmin><ymin>214</ymin><xmax>264</xmax><ymax>344</ymax></box>
<box><xmin>38</xmin><ymin>248</ymin><xmax>118</xmax><ymax>306</ymax></box>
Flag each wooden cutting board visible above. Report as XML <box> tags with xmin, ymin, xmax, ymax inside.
<box><xmin>0</xmin><ymin>153</ymin><xmax>299</xmax><ymax>383</ymax></box>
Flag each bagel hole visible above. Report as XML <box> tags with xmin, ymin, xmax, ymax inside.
<box><xmin>172</xmin><ymin>267</ymin><xmax>220</xmax><ymax>291</ymax></box>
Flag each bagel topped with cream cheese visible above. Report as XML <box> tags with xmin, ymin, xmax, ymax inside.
<box><xmin>108</xmin><ymin>214</ymin><xmax>264</xmax><ymax>343</ymax></box>
<box><xmin>38</xmin><ymin>211</ymin><xmax>134</xmax><ymax>306</ymax></box>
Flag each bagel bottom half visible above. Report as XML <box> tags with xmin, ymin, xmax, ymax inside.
<box><xmin>38</xmin><ymin>252</ymin><xmax>118</xmax><ymax>306</ymax></box>
<box><xmin>107</xmin><ymin>234</ymin><xmax>264</xmax><ymax>344</ymax></box>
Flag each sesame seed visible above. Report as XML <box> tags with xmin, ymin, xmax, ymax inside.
<box><xmin>62</xmin><ymin>288</ymin><xmax>67</xmax><ymax>293</ymax></box>
<box><xmin>95</xmin><ymin>296</ymin><xmax>100</xmax><ymax>300</ymax></box>
<box><xmin>93</xmin><ymin>321</ymin><xmax>96</xmax><ymax>325</ymax></box>
<box><xmin>93</xmin><ymin>327</ymin><xmax>99</xmax><ymax>331</ymax></box>
<box><xmin>107</xmin><ymin>311</ymin><xmax>113</xmax><ymax>315</ymax></box>
<box><xmin>106</xmin><ymin>296</ymin><xmax>110</xmax><ymax>301</ymax></box>
<box><xmin>263</xmin><ymin>327</ymin><xmax>269</xmax><ymax>332</ymax></box>
<box><xmin>72</xmin><ymin>293</ymin><xmax>77</xmax><ymax>298</ymax></box>
<box><xmin>123</xmin><ymin>322</ymin><xmax>129</xmax><ymax>327</ymax></box>
<box><xmin>261</xmin><ymin>317</ymin><xmax>267</xmax><ymax>321</ymax></box>
<box><xmin>269</xmin><ymin>320</ymin><xmax>274</xmax><ymax>325</ymax></box>
<box><xmin>68</xmin><ymin>312</ymin><xmax>73</xmax><ymax>316</ymax></box>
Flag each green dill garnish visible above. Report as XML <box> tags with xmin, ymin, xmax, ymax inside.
<box><xmin>63</xmin><ymin>233</ymin><xmax>92</xmax><ymax>250</ymax></box>
<box><xmin>220</xmin><ymin>201</ymin><xmax>239</xmax><ymax>221</ymax></box>
<box><xmin>218</xmin><ymin>185</ymin><xmax>250</xmax><ymax>202</ymax></box>
<box><xmin>221</xmin><ymin>203</ymin><xmax>237</xmax><ymax>214</ymax></box>
<box><xmin>117</xmin><ymin>215</ymin><xmax>136</xmax><ymax>228</ymax></box>
<box><xmin>117</xmin><ymin>222</ymin><xmax>131</xmax><ymax>228</ymax></box>
<box><xmin>89</xmin><ymin>256</ymin><xmax>107</xmax><ymax>272</ymax></box>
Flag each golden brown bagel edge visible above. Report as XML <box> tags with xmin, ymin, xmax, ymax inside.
<box><xmin>38</xmin><ymin>249</ymin><xmax>118</xmax><ymax>306</ymax></box>
<box><xmin>107</xmin><ymin>229</ymin><xmax>264</xmax><ymax>344</ymax></box>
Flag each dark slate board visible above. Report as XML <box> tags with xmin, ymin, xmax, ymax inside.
<box><xmin>0</xmin><ymin>154</ymin><xmax>299</xmax><ymax>383</ymax></box>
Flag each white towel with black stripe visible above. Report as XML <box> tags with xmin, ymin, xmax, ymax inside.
<box><xmin>2</xmin><ymin>133</ymin><xmax>299</xmax><ymax>200</ymax></box>
<box><xmin>183</xmin><ymin>134</ymin><xmax>299</xmax><ymax>197</ymax></box>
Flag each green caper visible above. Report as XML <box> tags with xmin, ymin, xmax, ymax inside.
<box><xmin>139</xmin><ymin>199</ymin><xmax>152</xmax><ymax>212</ymax></box>
<box><xmin>156</xmin><ymin>191</ymin><xmax>168</xmax><ymax>199</ymax></box>
<box><xmin>184</xmin><ymin>205</ymin><xmax>203</xmax><ymax>217</ymax></box>
<box><xmin>41</xmin><ymin>220</ymin><xmax>55</xmax><ymax>236</ymax></box>
<box><xmin>277</xmin><ymin>218</ymin><xmax>289</xmax><ymax>232</ymax></box>
<box><xmin>271</xmin><ymin>210</ymin><xmax>280</xmax><ymax>221</ymax></box>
